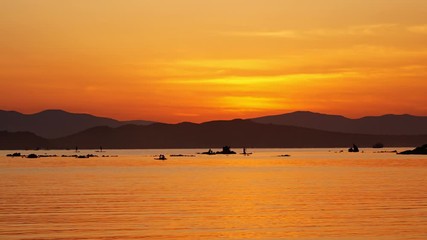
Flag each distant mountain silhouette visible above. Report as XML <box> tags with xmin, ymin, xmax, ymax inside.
<box><xmin>1</xmin><ymin>109</ymin><xmax>427</xmax><ymax>149</ymax></box>
<box><xmin>251</xmin><ymin>111</ymin><xmax>427</xmax><ymax>135</ymax></box>
<box><xmin>0</xmin><ymin>110</ymin><xmax>153</xmax><ymax>138</ymax></box>
<box><xmin>1</xmin><ymin>119</ymin><xmax>423</xmax><ymax>150</ymax></box>
<box><xmin>0</xmin><ymin>131</ymin><xmax>49</xmax><ymax>150</ymax></box>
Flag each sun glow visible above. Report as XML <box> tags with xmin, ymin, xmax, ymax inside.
<box><xmin>217</xmin><ymin>96</ymin><xmax>286</xmax><ymax>112</ymax></box>
<box><xmin>1</xmin><ymin>0</ymin><xmax>427</xmax><ymax>122</ymax></box>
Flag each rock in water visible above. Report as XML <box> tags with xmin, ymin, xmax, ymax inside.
<box><xmin>399</xmin><ymin>144</ymin><xmax>427</xmax><ymax>155</ymax></box>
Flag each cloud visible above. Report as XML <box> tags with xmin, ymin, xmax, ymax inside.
<box><xmin>165</xmin><ymin>72</ymin><xmax>358</xmax><ymax>86</ymax></box>
<box><xmin>217</xmin><ymin>96</ymin><xmax>286</xmax><ymax>112</ymax></box>
<box><xmin>224</xmin><ymin>30</ymin><xmax>300</xmax><ymax>39</ymax></box>
<box><xmin>175</xmin><ymin>59</ymin><xmax>277</xmax><ymax>70</ymax></box>
<box><xmin>407</xmin><ymin>25</ymin><xmax>427</xmax><ymax>34</ymax></box>
<box><xmin>309</xmin><ymin>24</ymin><xmax>398</xmax><ymax>36</ymax></box>
<box><xmin>222</xmin><ymin>24</ymin><xmax>399</xmax><ymax>39</ymax></box>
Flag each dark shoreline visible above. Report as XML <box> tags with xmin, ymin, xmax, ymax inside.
<box><xmin>1</xmin><ymin>120</ymin><xmax>426</xmax><ymax>150</ymax></box>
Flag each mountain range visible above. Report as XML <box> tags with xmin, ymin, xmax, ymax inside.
<box><xmin>50</xmin><ymin>119</ymin><xmax>426</xmax><ymax>149</ymax></box>
<box><xmin>250</xmin><ymin>111</ymin><xmax>427</xmax><ymax>135</ymax></box>
<box><xmin>0</xmin><ymin>110</ymin><xmax>426</xmax><ymax>149</ymax></box>
<box><xmin>1</xmin><ymin>120</ymin><xmax>426</xmax><ymax>150</ymax></box>
<box><xmin>0</xmin><ymin>110</ymin><xmax>153</xmax><ymax>138</ymax></box>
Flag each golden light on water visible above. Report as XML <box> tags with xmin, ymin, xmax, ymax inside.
<box><xmin>1</xmin><ymin>149</ymin><xmax>427</xmax><ymax>239</ymax></box>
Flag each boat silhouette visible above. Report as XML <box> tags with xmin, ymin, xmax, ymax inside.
<box><xmin>155</xmin><ymin>154</ymin><xmax>167</xmax><ymax>160</ymax></box>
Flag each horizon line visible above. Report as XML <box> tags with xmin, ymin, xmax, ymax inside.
<box><xmin>1</xmin><ymin>108</ymin><xmax>426</xmax><ymax>124</ymax></box>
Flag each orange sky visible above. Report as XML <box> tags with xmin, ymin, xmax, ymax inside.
<box><xmin>1</xmin><ymin>0</ymin><xmax>427</xmax><ymax>122</ymax></box>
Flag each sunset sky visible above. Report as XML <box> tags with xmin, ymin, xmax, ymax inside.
<box><xmin>1</xmin><ymin>0</ymin><xmax>427</xmax><ymax>122</ymax></box>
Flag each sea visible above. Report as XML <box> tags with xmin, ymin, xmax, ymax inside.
<box><xmin>1</xmin><ymin>148</ymin><xmax>426</xmax><ymax>240</ymax></box>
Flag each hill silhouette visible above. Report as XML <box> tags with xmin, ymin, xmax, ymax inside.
<box><xmin>0</xmin><ymin>110</ymin><xmax>153</xmax><ymax>138</ymax></box>
<box><xmin>0</xmin><ymin>131</ymin><xmax>49</xmax><ymax>150</ymax></box>
<box><xmin>251</xmin><ymin>111</ymin><xmax>427</xmax><ymax>135</ymax></box>
<box><xmin>1</xmin><ymin>119</ymin><xmax>424</xmax><ymax>150</ymax></box>
<box><xmin>2</xmin><ymin>109</ymin><xmax>427</xmax><ymax>139</ymax></box>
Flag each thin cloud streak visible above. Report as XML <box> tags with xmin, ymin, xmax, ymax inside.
<box><xmin>164</xmin><ymin>72</ymin><xmax>358</xmax><ymax>86</ymax></box>
<box><xmin>225</xmin><ymin>30</ymin><xmax>300</xmax><ymax>39</ymax></box>
<box><xmin>407</xmin><ymin>25</ymin><xmax>427</xmax><ymax>34</ymax></box>
<box><xmin>220</xmin><ymin>24</ymin><xmax>427</xmax><ymax>39</ymax></box>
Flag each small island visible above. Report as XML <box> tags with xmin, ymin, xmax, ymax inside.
<box><xmin>201</xmin><ymin>146</ymin><xmax>237</xmax><ymax>155</ymax></box>
<box><xmin>373</xmin><ymin>142</ymin><xmax>384</xmax><ymax>148</ymax></box>
<box><xmin>398</xmin><ymin>144</ymin><xmax>427</xmax><ymax>155</ymax></box>
<box><xmin>348</xmin><ymin>144</ymin><xmax>360</xmax><ymax>153</ymax></box>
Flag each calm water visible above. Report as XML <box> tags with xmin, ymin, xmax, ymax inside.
<box><xmin>1</xmin><ymin>148</ymin><xmax>427</xmax><ymax>240</ymax></box>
